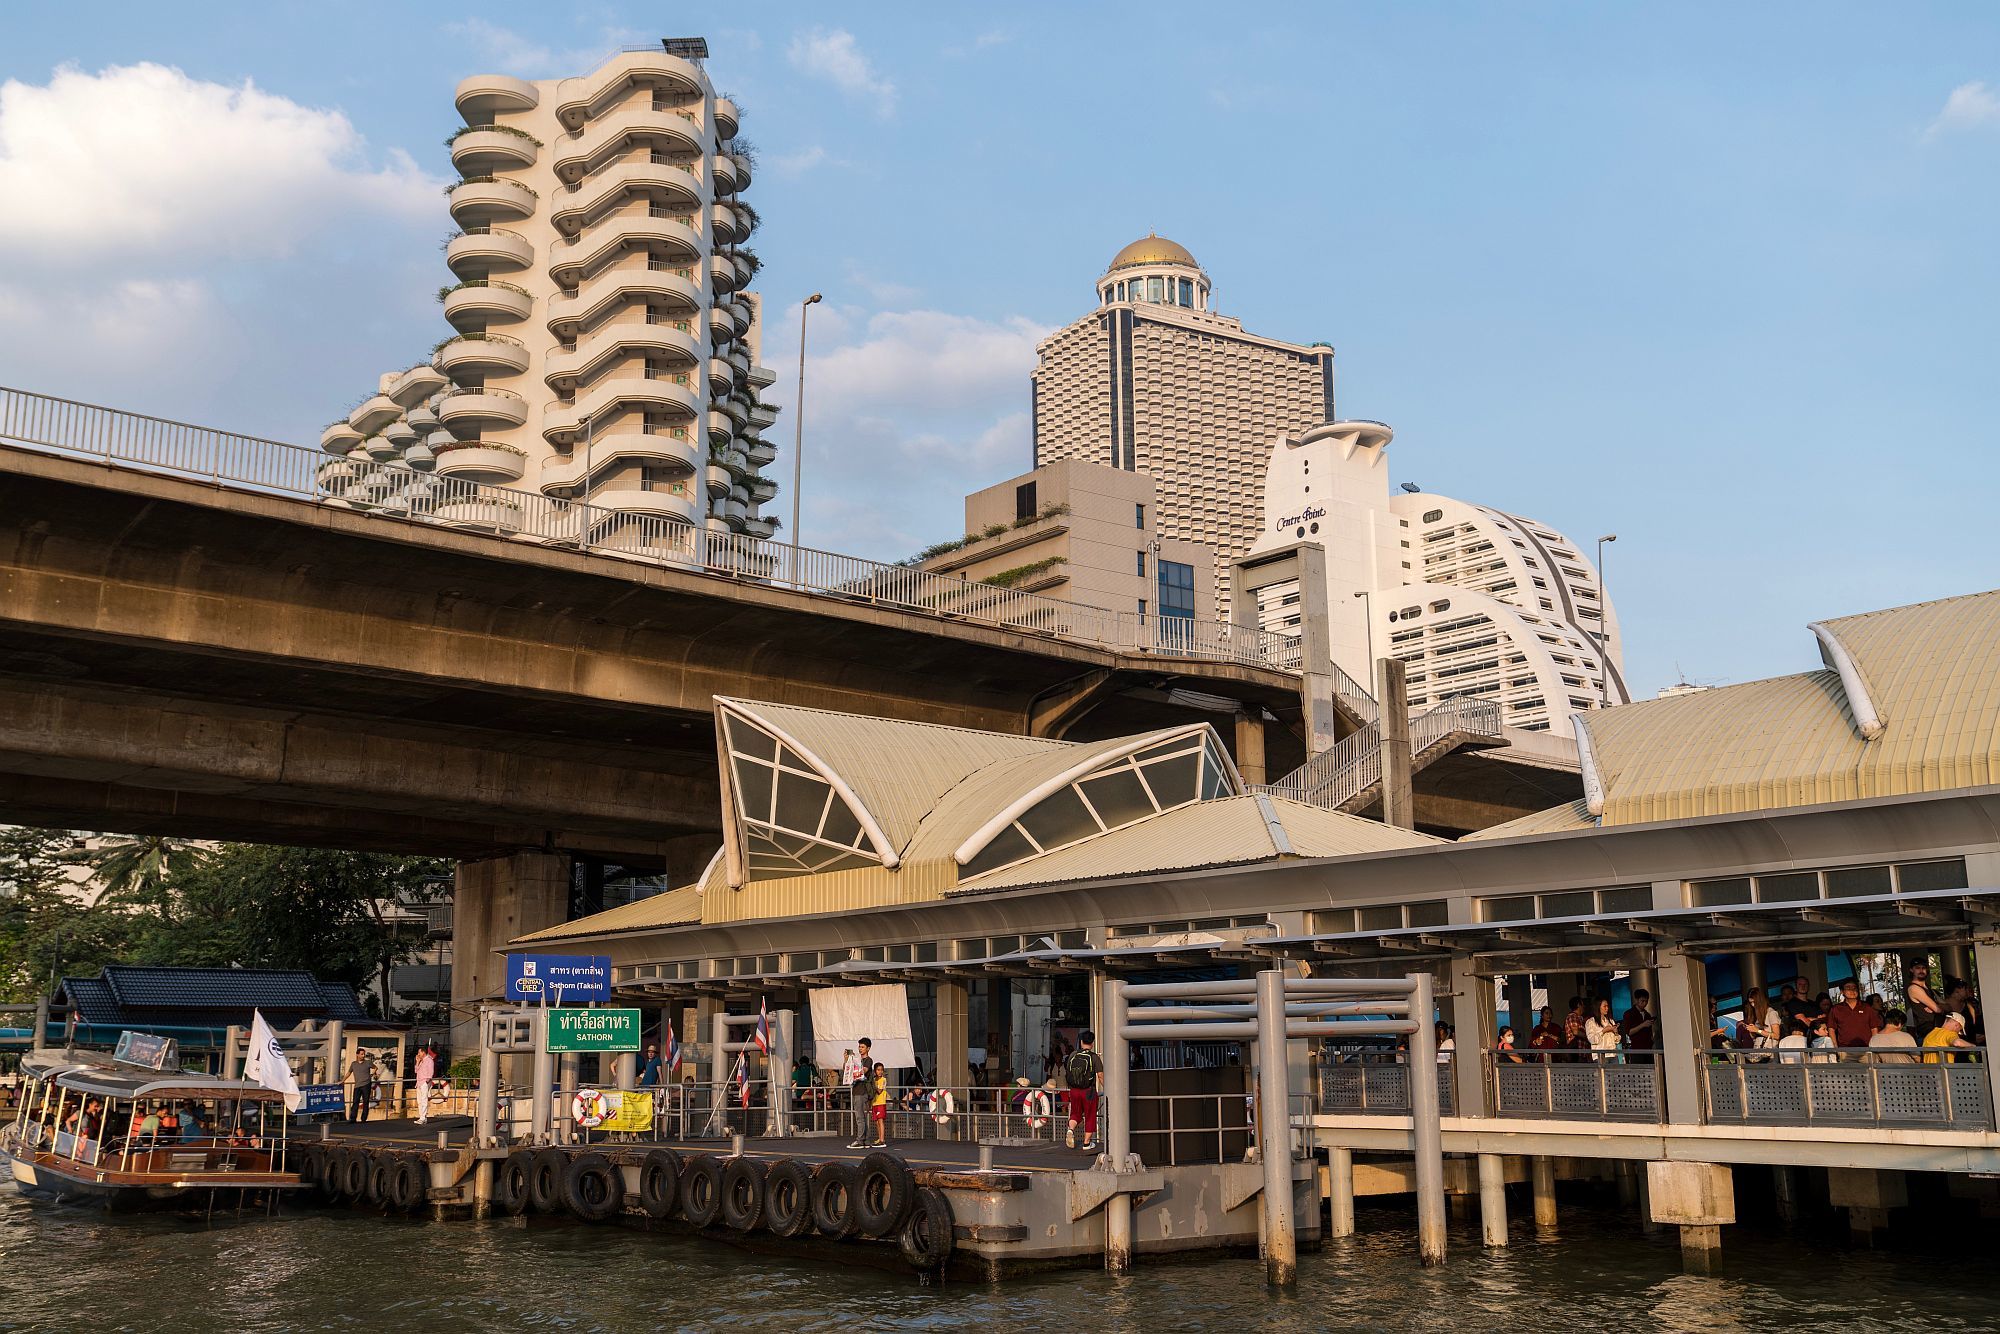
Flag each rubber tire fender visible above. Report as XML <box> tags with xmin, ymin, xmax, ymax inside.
<box><xmin>637</xmin><ymin>1147</ymin><xmax>682</xmax><ymax>1219</ymax></box>
<box><xmin>495</xmin><ymin>1150</ymin><xmax>534</xmax><ymax>1216</ymax></box>
<box><xmin>763</xmin><ymin>1159</ymin><xmax>813</xmax><ymax>1238</ymax></box>
<box><xmin>388</xmin><ymin>1157</ymin><xmax>428</xmax><ymax>1213</ymax></box>
<box><xmin>339</xmin><ymin>1148</ymin><xmax>369</xmax><ymax>1203</ymax></box>
<box><xmin>898</xmin><ymin>1186</ymin><xmax>956</xmax><ymax>1273</ymax></box>
<box><xmin>854</xmin><ymin>1151</ymin><xmax>915</xmax><ymax>1239</ymax></box>
<box><xmin>719</xmin><ymin>1156</ymin><xmax>766</xmax><ymax>1232</ymax></box>
<box><xmin>809</xmin><ymin>1161</ymin><xmax>860</xmax><ymax>1240</ymax></box>
<box><xmin>561</xmin><ymin>1151</ymin><xmax>622</xmax><ymax>1222</ymax></box>
<box><xmin>363</xmin><ymin>1153</ymin><xmax>390</xmax><ymax>1208</ymax></box>
<box><xmin>528</xmin><ymin>1148</ymin><xmax>568</xmax><ymax>1214</ymax></box>
<box><xmin>681</xmin><ymin>1154</ymin><xmax>725</xmax><ymax>1229</ymax></box>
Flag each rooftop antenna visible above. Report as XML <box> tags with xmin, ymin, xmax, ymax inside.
<box><xmin>1399</xmin><ymin>482</ymin><xmax>1421</xmax><ymax>493</ymax></box>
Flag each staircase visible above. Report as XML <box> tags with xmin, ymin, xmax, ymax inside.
<box><xmin>1253</xmin><ymin>696</ymin><xmax>1505</xmax><ymax>814</ymax></box>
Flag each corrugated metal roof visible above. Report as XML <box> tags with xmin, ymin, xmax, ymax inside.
<box><xmin>1265</xmin><ymin>797</ymin><xmax>1451</xmax><ymax>856</ymax></box>
<box><xmin>1583</xmin><ymin>587</ymin><xmax>2000</xmax><ymax>826</ymax></box>
<box><xmin>57</xmin><ymin>967</ymin><xmax>371</xmax><ymax>1027</ymax></box>
<box><xmin>1457</xmin><ymin>798</ymin><xmax>1598</xmax><ymax>842</ymax></box>
<box><xmin>515</xmin><ymin>884</ymin><xmax>703</xmax><ymax>943</ymax></box>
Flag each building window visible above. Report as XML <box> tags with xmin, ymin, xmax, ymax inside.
<box><xmin>1135</xmin><ymin>550</ymin><xmax>1146</xmax><ymax>577</ymax></box>
<box><xmin>1147</xmin><ymin>276</ymin><xmax>1164</xmax><ymax>302</ymax></box>
<box><xmin>1016</xmin><ymin>481</ymin><xmax>1037</xmax><ymax>522</ymax></box>
<box><xmin>721</xmin><ymin>711</ymin><xmax>882</xmax><ymax>882</ymax></box>
<box><xmin>1177</xmin><ymin>277</ymin><xmax>1193</xmax><ymax>306</ymax></box>
<box><xmin>1422</xmin><ymin>508</ymin><xmax>1444</xmax><ymax>524</ymax></box>
<box><xmin>1137</xmin><ymin>598</ymin><xmax>1147</xmax><ymax>621</ymax></box>
<box><xmin>1157</xmin><ymin>559</ymin><xmax>1196</xmax><ymax>620</ymax></box>
<box><xmin>1135</xmin><ymin>502</ymin><xmax>1145</xmax><ymax>529</ymax></box>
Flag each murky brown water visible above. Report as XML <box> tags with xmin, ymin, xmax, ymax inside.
<box><xmin>0</xmin><ymin>1191</ymin><xmax>1987</xmax><ymax>1331</ymax></box>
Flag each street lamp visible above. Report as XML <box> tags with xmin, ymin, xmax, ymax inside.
<box><xmin>1352</xmin><ymin>589</ymin><xmax>1375</xmax><ymax>671</ymax></box>
<box><xmin>789</xmin><ymin>293</ymin><xmax>822</xmax><ymax>550</ymax></box>
<box><xmin>1594</xmin><ymin>534</ymin><xmax>1617</xmax><ymax>706</ymax></box>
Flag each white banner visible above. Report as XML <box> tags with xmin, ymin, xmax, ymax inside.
<box><xmin>809</xmin><ymin>983</ymin><xmax>915</xmax><ymax>1071</ymax></box>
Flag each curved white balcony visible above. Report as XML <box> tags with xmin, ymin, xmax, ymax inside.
<box><xmin>744</xmin><ymin>438</ymin><xmax>777</xmax><ymax>468</ymax></box>
<box><xmin>733</xmin><ymin>254</ymin><xmax>758</xmax><ymax>288</ymax></box>
<box><xmin>704</xmin><ymin>201</ymin><xmax>734</xmax><ymax>245</ymax></box>
<box><xmin>402</xmin><ymin>441</ymin><xmax>436</xmax><ymax>471</ymax></box>
<box><xmin>455</xmin><ymin>74</ymin><xmax>539</xmax><ymax>121</ymax></box>
<box><xmin>433</xmin><ymin>442</ymin><xmax>528</xmax><ymax>483</ymax></box>
<box><xmin>552</xmin><ymin>51</ymin><xmax>705</xmax><ymax>130</ymax></box>
<box><xmin>348</xmin><ymin>394</ymin><xmax>400</xmax><ymax>434</ymax></box>
<box><xmin>742</xmin><ymin>516</ymin><xmax>776</xmax><ymax>540</ymax></box>
<box><xmin>707</xmin><ymin>356</ymin><xmax>737</xmax><ymax>394</ymax></box>
<box><xmin>719</xmin><ymin>446</ymin><xmax>751</xmax><ymax>476</ymax></box>
<box><xmin>544</xmin><ymin>322</ymin><xmax>699</xmax><ymax>391</ymax></box>
<box><xmin>547</xmin><ymin>214</ymin><xmax>700</xmax><ymax>286</ymax></box>
<box><xmin>388</xmin><ymin>364</ymin><xmax>448</xmax><ymax>407</ymax></box>
<box><xmin>443</xmin><ymin>280</ymin><xmax>533</xmax><ymax>329</ymax></box>
<box><xmin>704</xmin><ymin>515</ymin><xmax>731</xmax><ymax>535</ymax></box>
<box><xmin>450</xmin><ymin>127</ymin><xmax>540</xmax><ymax>175</ymax></box>
<box><xmin>704</xmin><ymin>463</ymin><xmax>732</xmax><ymax>497</ymax></box>
<box><xmin>728</xmin><ymin>299</ymin><xmax>753</xmax><ymax>335</ymax></box>
<box><xmin>729</xmin><ymin>152</ymin><xmax>753</xmax><ymax>191</ymax></box>
<box><xmin>537</xmin><ymin>432</ymin><xmax>701</xmax><ymax>491</ymax></box>
<box><xmin>549</xmin><ymin>160</ymin><xmax>703</xmax><ymax>236</ymax></box>
<box><xmin>726</xmin><ymin>346</ymin><xmax>752</xmax><ymax>375</ymax></box>
<box><xmin>438</xmin><ymin>387</ymin><xmax>530</xmax><ymax>433</ymax></box>
<box><xmin>717</xmin><ymin>395</ymin><xmax>750</xmax><ymax>429</ymax></box>
<box><xmin>383</xmin><ymin>420</ymin><xmax>419</xmax><ymax>448</ymax></box>
<box><xmin>582</xmin><ymin>486</ymin><xmax>700</xmax><ymax>525</ymax></box>
<box><xmin>406</xmin><ymin>403</ymin><xmax>441</xmax><ymax>433</ymax></box>
<box><xmin>316</xmin><ymin>457</ymin><xmax>362</xmax><ymax>488</ymax></box>
<box><xmin>746</xmin><ymin>475</ymin><xmax>779</xmax><ymax>503</ymax></box>
<box><xmin>446</xmin><ymin>227</ymin><xmax>533</xmax><ymax>278</ymax></box>
<box><xmin>362</xmin><ymin>433</ymin><xmax>402</xmax><ymax>462</ymax></box>
<box><xmin>712</xmin><ymin>152</ymin><xmax>739</xmax><ymax>195</ymax></box>
<box><xmin>546</xmin><ymin>268</ymin><xmax>700</xmax><ymax>337</ymax></box>
<box><xmin>553</xmin><ymin>105</ymin><xmax>704</xmax><ymax>183</ymax></box>
<box><xmin>447</xmin><ymin>177</ymin><xmax>537</xmax><ymax>227</ymax></box>
<box><xmin>747</xmin><ymin>402</ymin><xmax>780</xmax><ymax>430</ymax></box>
<box><xmin>434</xmin><ymin>333</ymin><xmax>530</xmax><ymax>377</ymax></box>
<box><xmin>320</xmin><ymin>423</ymin><xmax>363</xmax><ymax>456</ymax></box>
<box><xmin>707</xmin><ymin>304</ymin><xmax>735</xmax><ymax>343</ymax></box>
<box><xmin>716</xmin><ymin>497</ymin><xmax>749</xmax><ymax>524</ymax></box>
<box><xmin>435</xmin><ymin>496</ymin><xmax>524</xmax><ymax>531</ymax></box>
<box><xmin>708</xmin><ymin>254</ymin><xmax>742</xmax><ymax>294</ymax></box>
<box><xmin>747</xmin><ymin>362</ymin><xmax>778</xmax><ymax>389</ymax></box>
<box><xmin>542</xmin><ymin>377</ymin><xmax>701</xmax><ymax>444</ymax></box>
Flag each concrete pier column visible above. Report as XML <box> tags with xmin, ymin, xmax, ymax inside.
<box><xmin>1408</xmin><ymin>970</ymin><xmax>1447</xmax><ymax>1267</ymax></box>
<box><xmin>612</xmin><ymin>1051</ymin><xmax>636</xmax><ymax>1091</ymax></box>
<box><xmin>1772</xmin><ymin>1164</ymin><xmax>1804</xmax><ymax>1223</ymax></box>
<box><xmin>1103</xmin><ymin>978</ymin><xmax>1133</xmax><ymax>1273</ymax></box>
<box><xmin>1234</xmin><ymin>711</ymin><xmax>1268</xmax><ymax>786</ymax></box>
<box><xmin>1377</xmin><ymin>658</ymin><xmax>1414</xmax><ymax>831</ymax></box>
<box><xmin>1740</xmin><ymin>952</ymin><xmax>1765</xmax><ymax>996</ymax></box>
<box><xmin>1653</xmin><ymin>949</ymin><xmax>1705</xmax><ymax>1124</ymax></box>
<box><xmin>1972</xmin><ymin>940</ymin><xmax>2000</xmax><ymax>1120</ymax></box>
<box><xmin>1531</xmin><ymin>1156</ymin><xmax>1558</xmax><ymax>1231</ymax></box>
<box><xmin>1477</xmin><ymin>1153</ymin><xmax>1508</xmax><ymax>1247</ymax></box>
<box><xmin>1255</xmin><ymin>969</ymin><xmax>1297</xmax><ymax>1286</ymax></box>
<box><xmin>935</xmin><ymin>979</ymin><xmax>971</xmax><ymax>1094</ymax></box>
<box><xmin>1829</xmin><ymin>1168</ymin><xmax>1907</xmax><ymax>1240</ymax></box>
<box><xmin>1445</xmin><ymin>958</ymin><xmax>1491</xmax><ymax>1118</ymax></box>
<box><xmin>451</xmin><ymin>851</ymin><xmax>571</xmax><ymax>1055</ymax></box>
<box><xmin>1646</xmin><ymin>1161</ymin><xmax>1733</xmax><ymax>1268</ymax></box>
<box><xmin>1328</xmin><ymin>1146</ymin><xmax>1356</xmax><ymax>1237</ymax></box>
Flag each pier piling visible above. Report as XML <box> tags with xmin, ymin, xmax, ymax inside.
<box><xmin>1328</xmin><ymin>1147</ymin><xmax>1355</xmax><ymax>1238</ymax></box>
<box><xmin>1477</xmin><ymin>1154</ymin><xmax>1507</xmax><ymax>1247</ymax></box>
<box><xmin>1531</xmin><ymin>1157</ymin><xmax>1557</xmax><ymax>1231</ymax></box>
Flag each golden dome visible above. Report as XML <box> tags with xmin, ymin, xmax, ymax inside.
<box><xmin>1107</xmin><ymin>233</ymin><xmax>1199</xmax><ymax>272</ymax></box>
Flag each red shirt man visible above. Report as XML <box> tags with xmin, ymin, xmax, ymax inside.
<box><xmin>1826</xmin><ymin>982</ymin><xmax>1883</xmax><ymax>1047</ymax></box>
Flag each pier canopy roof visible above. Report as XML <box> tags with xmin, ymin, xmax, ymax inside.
<box><xmin>1470</xmin><ymin>587</ymin><xmax>2000</xmax><ymax>841</ymax></box>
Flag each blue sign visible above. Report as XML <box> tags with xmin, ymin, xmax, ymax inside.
<box><xmin>299</xmin><ymin>1084</ymin><xmax>345</xmax><ymax>1116</ymax></box>
<box><xmin>506</xmin><ymin>953</ymin><xmax>612</xmax><ymax>1003</ymax></box>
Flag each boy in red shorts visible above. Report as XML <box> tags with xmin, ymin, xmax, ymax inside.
<box><xmin>1064</xmin><ymin>1031</ymin><xmax>1104</xmax><ymax>1152</ymax></box>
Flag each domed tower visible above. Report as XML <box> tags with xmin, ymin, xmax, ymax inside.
<box><xmin>1098</xmin><ymin>233</ymin><xmax>1211</xmax><ymax>312</ymax></box>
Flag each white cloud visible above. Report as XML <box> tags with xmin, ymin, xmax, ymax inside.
<box><xmin>766</xmin><ymin>306</ymin><xmax>1051</xmax><ymax>557</ymax></box>
<box><xmin>0</xmin><ymin>62</ymin><xmax>438</xmax><ymax>263</ymax></box>
<box><xmin>1926</xmin><ymin>80</ymin><xmax>2000</xmax><ymax>138</ymax></box>
<box><xmin>442</xmin><ymin>19</ymin><xmax>638</xmax><ymax>79</ymax></box>
<box><xmin>768</xmin><ymin>145</ymin><xmax>844</xmax><ymax>175</ymax></box>
<box><xmin>787</xmin><ymin>28</ymin><xmax>897</xmax><ymax>116</ymax></box>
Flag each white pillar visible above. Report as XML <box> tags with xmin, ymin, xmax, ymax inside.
<box><xmin>1478</xmin><ymin>1153</ymin><xmax>1508</xmax><ymax>1247</ymax></box>
<box><xmin>1409</xmin><ymin>971</ymin><xmax>1446</xmax><ymax>1267</ymax></box>
<box><xmin>1256</xmin><ymin>969</ymin><xmax>1297</xmax><ymax>1286</ymax></box>
<box><xmin>1103</xmin><ymin>979</ymin><xmax>1133</xmax><ymax>1273</ymax></box>
<box><xmin>1328</xmin><ymin>1145</ymin><xmax>1356</xmax><ymax>1237</ymax></box>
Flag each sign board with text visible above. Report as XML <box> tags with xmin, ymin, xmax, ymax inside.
<box><xmin>299</xmin><ymin>1084</ymin><xmax>346</xmax><ymax>1116</ymax></box>
<box><xmin>546</xmin><ymin>1007</ymin><xmax>641</xmax><ymax>1053</ymax></box>
<box><xmin>505</xmin><ymin>953</ymin><xmax>611</xmax><ymax>1003</ymax></box>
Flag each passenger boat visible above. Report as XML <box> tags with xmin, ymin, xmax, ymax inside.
<box><xmin>0</xmin><ymin>1049</ymin><xmax>303</xmax><ymax>1210</ymax></box>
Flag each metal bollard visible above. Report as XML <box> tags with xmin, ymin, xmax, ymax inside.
<box><xmin>731</xmin><ymin>1132</ymin><xmax>746</xmax><ymax>1158</ymax></box>
<box><xmin>979</xmin><ymin>1143</ymin><xmax>994</xmax><ymax>1172</ymax></box>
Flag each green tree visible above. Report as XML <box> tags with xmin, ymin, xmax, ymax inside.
<box><xmin>0</xmin><ymin>827</ymin><xmax>142</xmax><ymax>1003</ymax></box>
<box><xmin>65</xmin><ymin>834</ymin><xmax>211</xmax><ymax>921</ymax></box>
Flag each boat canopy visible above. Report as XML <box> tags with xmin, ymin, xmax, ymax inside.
<box><xmin>19</xmin><ymin>1050</ymin><xmax>286</xmax><ymax>1102</ymax></box>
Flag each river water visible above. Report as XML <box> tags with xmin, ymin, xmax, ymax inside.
<box><xmin>0</xmin><ymin>1191</ymin><xmax>1988</xmax><ymax>1331</ymax></box>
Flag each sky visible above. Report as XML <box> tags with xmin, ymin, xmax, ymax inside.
<box><xmin>1</xmin><ymin>3</ymin><xmax>1995</xmax><ymax>697</ymax></box>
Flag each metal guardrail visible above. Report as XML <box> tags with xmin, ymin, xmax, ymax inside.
<box><xmin>1319</xmin><ymin>1055</ymin><xmax>1458</xmax><ymax>1117</ymax></box>
<box><xmin>1257</xmin><ymin>696</ymin><xmax>1502</xmax><ymax>810</ymax></box>
<box><xmin>1703</xmin><ymin>1048</ymin><xmax>1992</xmax><ymax>1131</ymax></box>
<box><xmin>0</xmin><ymin>385</ymin><xmax>1330</xmax><ymax>681</ymax></box>
<box><xmin>1489</xmin><ymin>1050</ymin><xmax>1664</xmax><ymax>1121</ymax></box>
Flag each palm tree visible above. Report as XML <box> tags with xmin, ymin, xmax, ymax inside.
<box><xmin>67</xmin><ymin>835</ymin><xmax>210</xmax><ymax>920</ymax></box>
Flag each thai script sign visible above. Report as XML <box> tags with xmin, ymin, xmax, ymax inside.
<box><xmin>298</xmin><ymin>1084</ymin><xmax>346</xmax><ymax>1116</ymax></box>
<box><xmin>546</xmin><ymin>1007</ymin><xmax>641</xmax><ymax>1053</ymax></box>
<box><xmin>506</xmin><ymin>953</ymin><xmax>612</xmax><ymax>1003</ymax></box>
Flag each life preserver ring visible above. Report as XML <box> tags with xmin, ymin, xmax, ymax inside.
<box><xmin>571</xmin><ymin>1089</ymin><xmax>612</xmax><ymax>1129</ymax></box>
<box><xmin>927</xmin><ymin>1088</ymin><xmax>956</xmax><ymax>1125</ymax></box>
<box><xmin>1014</xmin><ymin>1088</ymin><xmax>1052</xmax><ymax>1128</ymax></box>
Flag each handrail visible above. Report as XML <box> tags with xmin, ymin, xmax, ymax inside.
<box><xmin>1254</xmin><ymin>695</ymin><xmax>1501</xmax><ymax>810</ymax></box>
<box><xmin>0</xmin><ymin>385</ymin><xmax>1328</xmax><ymax>681</ymax></box>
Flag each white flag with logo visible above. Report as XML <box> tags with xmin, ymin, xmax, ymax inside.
<box><xmin>243</xmin><ymin>1009</ymin><xmax>302</xmax><ymax>1112</ymax></box>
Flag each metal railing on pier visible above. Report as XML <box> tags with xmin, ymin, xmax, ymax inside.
<box><xmin>1702</xmin><ymin>1048</ymin><xmax>1992</xmax><ymax>1132</ymax></box>
<box><xmin>1488</xmin><ymin>1050</ymin><xmax>1664</xmax><ymax>1121</ymax></box>
<box><xmin>1255</xmin><ymin>696</ymin><xmax>1502</xmax><ymax>810</ymax></box>
<box><xmin>1318</xmin><ymin>1053</ymin><xmax>1458</xmax><ymax>1117</ymax></box>
<box><xmin>0</xmin><ymin>384</ymin><xmax>1338</xmax><ymax>684</ymax></box>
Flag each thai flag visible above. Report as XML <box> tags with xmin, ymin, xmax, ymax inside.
<box><xmin>665</xmin><ymin>1018</ymin><xmax>682</xmax><ymax>1077</ymax></box>
<box><xmin>732</xmin><ymin>1050</ymin><xmax>751</xmax><ymax>1108</ymax></box>
<box><xmin>754</xmin><ymin>996</ymin><xmax>772</xmax><ymax>1057</ymax></box>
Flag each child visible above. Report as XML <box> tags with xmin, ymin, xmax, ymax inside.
<box><xmin>869</xmin><ymin>1061</ymin><xmax>889</xmax><ymax>1148</ymax></box>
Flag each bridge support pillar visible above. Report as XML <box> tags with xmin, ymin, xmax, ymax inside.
<box><xmin>451</xmin><ymin>851</ymin><xmax>572</xmax><ymax>1061</ymax></box>
<box><xmin>1531</xmin><ymin>1156</ymin><xmax>1558</xmax><ymax>1231</ymax></box>
<box><xmin>1828</xmin><ymin>1168</ymin><xmax>1906</xmax><ymax>1241</ymax></box>
<box><xmin>936</xmin><ymin>979</ymin><xmax>971</xmax><ymax>1093</ymax></box>
<box><xmin>1234</xmin><ymin>711</ymin><xmax>1268</xmax><ymax>785</ymax></box>
<box><xmin>1646</xmin><ymin>1161</ymin><xmax>1733</xmax><ymax>1268</ymax></box>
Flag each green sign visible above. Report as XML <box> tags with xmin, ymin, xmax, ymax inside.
<box><xmin>546</xmin><ymin>1007</ymin><xmax>641</xmax><ymax>1053</ymax></box>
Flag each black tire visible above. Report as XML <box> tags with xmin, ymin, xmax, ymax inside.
<box><xmin>495</xmin><ymin>1150</ymin><xmax>533</xmax><ymax>1216</ymax></box>
<box><xmin>562</xmin><ymin>1152</ymin><xmax>621</xmax><ymax>1222</ymax></box>
<box><xmin>764</xmin><ymin>1159</ymin><xmax>812</xmax><ymax>1238</ymax></box>
<box><xmin>810</xmin><ymin>1161</ymin><xmax>860</xmax><ymax>1240</ymax></box>
<box><xmin>854</xmin><ymin>1151</ymin><xmax>914</xmax><ymax>1239</ymax></box>
<box><xmin>389</xmin><ymin>1157</ymin><xmax>427</xmax><ymax>1213</ymax></box>
<box><xmin>312</xmin><ymin>1147</ymin><xmax>341</xmax><ymax>1203</ymax></box>
<box><xmin>363</xmin><ymin>1154</ymin><xmax>390</xmax><ymax>1208</ymax></box>
<box><xmin>339</xmin><ymin>1148</ymin><xmax>368</xmax><ymax>1202</ymax></box>
<box><xmin>898</xmin><ymin>1186</ymin><xmax>956</xmax><ymax>1273</ymax></box>
<box><xmin>719</xmin><ymin>1157</ymin><xmax>766</xmax><ymax>1232</ymax></box>
<box><xmin>528</xmin><ymin>1148</ymin><xmax>567</xmax><ymax>1214</ymax></box>
<box><xmin>637</xmin><ymin>1148</ymin><xmax>682</xmax><ymax>1220</ymax></box>
<box><xmin>682</xmin><ymin>1155</ymin><xmax>725</xmax><ymax>1229</ymax></box>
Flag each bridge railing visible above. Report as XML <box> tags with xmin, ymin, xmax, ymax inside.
<box><xmin>0</xmin><ymin>385</ymin><xmax>1330</xmax><ymax>680</ymax></box>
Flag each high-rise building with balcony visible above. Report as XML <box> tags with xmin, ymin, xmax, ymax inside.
<box><xmin>318</xmin><ymin>39</ymin><xmax>783</xmax><ymax>540</ymax></box>
<box><xmin>1031</xmin><ymin>235</ymin><xmax>1335</xmax><ymax>619</ymax></box>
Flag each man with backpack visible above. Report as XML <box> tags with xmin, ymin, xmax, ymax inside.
<box><xmin>1064</xmin><ymin>1031</ymin><xmax>1104</xmax><ymax>1152</ymax></box>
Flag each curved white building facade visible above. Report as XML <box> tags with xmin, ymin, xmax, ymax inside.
<box><xmin>1248</xmin><ymin>419</ymin><xmax>1625</xmax><ymax>736</ymax></box>
<box><xmin>321</xmin><ymin>41</ymin><xmax>782</xmax><ymax>540</ymax></box>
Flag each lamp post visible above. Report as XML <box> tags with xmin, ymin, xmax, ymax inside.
<box><xmin>1352</xmin><ymin>589</ymin><xmax>1375</xmax><ymax>673</ymax></box>
<box><xmin>1595</xmin><ymin>534</ymin><xmax>1617</xmax><ymax>706</ymax></box>
<box><xmin>789</xmin><ymin>293</ymin><xmax>822</xmax><ymax>553</ymax></box>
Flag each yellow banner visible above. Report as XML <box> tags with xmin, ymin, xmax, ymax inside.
<box><xmin>603</xmin><ymin>1091</ymin><xmax>654</xmax><ymax>1133</ymax></box>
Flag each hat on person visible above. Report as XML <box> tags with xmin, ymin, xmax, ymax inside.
<box><xmin>1945</xmin><ymin>1012</ymin><xmax>1967</xmax><ymax>1028</ymax></box>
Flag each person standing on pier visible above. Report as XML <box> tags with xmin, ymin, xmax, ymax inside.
<box><xmin>867</xmin><ymin>1062</ymin><xmax>890</xmax><ymax>1148</ymax></box>
<box><xmin>638</xmin><ymin>1044</ymin><xmax>662</xmax><ymax>1090</ymax></box>
<box><xmin>843</xmin><ymin>1039</ymin><xmax>872</xmax><ymax>1149</ymax></box>
<box><xmin>1064</xmin><ymin>1032</ymin><xmax>1104</xmax><ymax>1152</ymax></box>
<box><xmin>348</xmin><ymin>1050</ymin><xmax>377</xmax><ymax>1123</ymax></box>
<box><xmin>1619</xmin><ymin>989</ymin><xmax>1658</xmax><ymax>1063</ymax></box>
<box><xmin>1828</xmin><ymin>981</ymin><xmax>1883</xmax><ymax>1054</ymax></box>
<box><xmin>414</xmin><ymin>1045</ymin><xmax>437</xmax><ymax>1124</ymax></box>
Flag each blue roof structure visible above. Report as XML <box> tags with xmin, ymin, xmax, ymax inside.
<box><xmin>55</xmin><ymin>965</ymin><xmax>373</xmax><ymax>1036</ymax></box>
